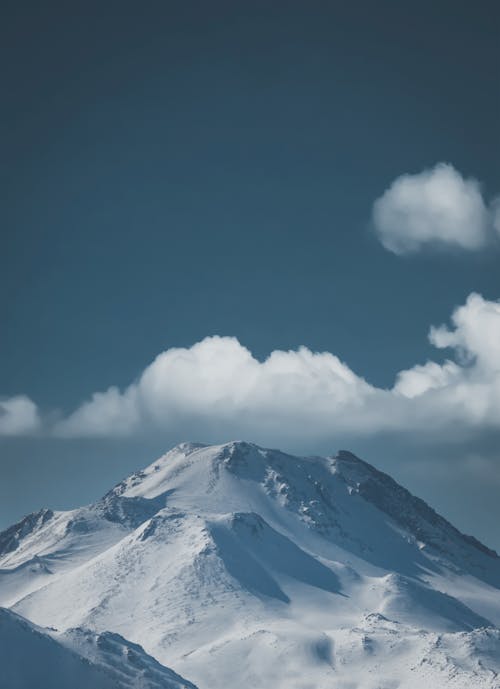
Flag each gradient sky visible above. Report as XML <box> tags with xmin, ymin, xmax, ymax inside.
<box><xmin>2</xmin><ymin>2</ymin><xmax>500</xmax><ymax>548</ymax></box>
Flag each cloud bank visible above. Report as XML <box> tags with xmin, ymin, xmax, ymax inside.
<box><xmin>3</xmin><ymin>293</ymin><xmax>500</xmax><ymax>443</ymax></box>
<box><xmin>372</xmin><ymin>163</ymin><xmax>499</xmax><ymax>254</ymax></box>
<box><xmin>52</xmin><ymin>293</ymin><xmax>500</xmax><ymax>440</ymax></box>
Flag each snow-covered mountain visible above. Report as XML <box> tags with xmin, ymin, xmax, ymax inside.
<box><xmin>1</xmin><ymin>441</ymin><xmax>499</xmax><ymax>688</ymax></box>
<box><xmin>0</xmin><ymin>607</ymin><xmax>198</xmax><ymax>689</ymax></box>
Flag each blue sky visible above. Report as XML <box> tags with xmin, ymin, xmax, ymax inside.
<box><xmin>1</xmin><ymin>2</ymin><xmax>500</xmax><ymax>547</ymax></box>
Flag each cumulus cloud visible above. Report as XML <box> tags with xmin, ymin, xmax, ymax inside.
<box><xmin>0</xmin><ymin>395</ymin><xmax>41</xmax><ymax>436</ymax></box>
<box><xmin>47</xmin><ymin>293</ymin><xmax>500</xmax><ymax>442</ymax></box>
<box><xmin>393</xmin><ymin>360</ymin><xmax>461</xmax><ymax>399</ymax></box>
<box><xmin>393</xmin><ymin>293</ymin><xmax>500</xmax><ymax>429</ymax></box>
<box><xmin>55</xmin><ymin>338</ymin><xmax>379</xmax><ymax>438</ymax></box>
<box><xmin>429</xmin><ymin>292</ymin><xmax>500</xmax><ymax>371</ymax></box>
<box><xmin>372</xmin><ymin>163</ymin><xmax>499</xmax><ymax>254</ymax></box>
<box><xmin>4</xmin><ymin>293</ymin><xmax>500</xmax><ymax>443</ymax></box>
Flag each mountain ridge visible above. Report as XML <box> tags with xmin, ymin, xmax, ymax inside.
<box><xmin>0</xmin><ymin>606</ymin><xmax>198</xmax><ymax>689</ymax></box>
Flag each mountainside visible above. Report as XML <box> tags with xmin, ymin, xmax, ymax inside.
<box><xmin>1</xmin><ymin>441</ymin><xmax>500</xmax><ymax>688</ymax></box>
<box><xmin>0</xmin><ymin>607</ymin><xmax>197</xmax><ymax>689</ymax></box>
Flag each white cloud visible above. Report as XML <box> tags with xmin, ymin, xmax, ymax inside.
<box><xmin>394</xmin><ymin>293</ymin><xmax>500</xmax><ymax>429</ymax></box>
<box><xmin>4</xmin><ymin>293</ymin><xmax>500</xmax><ymax>443</ymax></box>
<box><xmin>57</xmin><ymin>386</ymin><xmax>140</xmax><ymax>438</ymax></box>
<box><xmin>393</xmin><ymin>360</ymin><xmax>461</xmax><ymax>399</ymax></box>
<box><xmin>49</xmin><ymin>293</ymin><xmax>500</xmax><ymax>441</ymax></box>
<box><xmin>372</xmin><ymin>163</ymin><xmax>498</xmax><ymax>254</ymax></box>
<box><xmin>55</xmin><ymin>337</ymin><xmax>379</xmax><ymax>438</ymax></box>
<box><xmin>429</xmin><ymin>292</ymin><xmax>500</xmax><ymax>371</ymax></box>
<box><xmin>0</xmin><ymin>395</ymin><xmax>41</xmax><ymax>436</ymax></box>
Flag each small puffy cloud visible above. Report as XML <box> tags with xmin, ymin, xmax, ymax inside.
<box><xmin>372</xmin><ymin>163</ymin><xmax>497</xmax><ymax>254</ymax></box>
<box><xmin>52</xmin><ymin>293</ymin><xmax>500</xmax><ymax>442</ymax></box>
<box><xmin>57</xmin><ymin>386</ymin><xmax>140</xmax><ymax>438</ymax></box>
<box><xmin>393</xmin><ymin>360</ymin><xmax>461</xmax><ymax>399</ymax></box>
<box><xmin>429</xmin><ymin>292</ymin><xmax>500</xmax><ymax>371</ymax></box>
<box><xmin>0</xmin><ymin>395</ymin><xmax>41</xmax><ymax>436</ymax></box>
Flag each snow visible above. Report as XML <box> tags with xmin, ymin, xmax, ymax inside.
<box><xmin>1</xmin><ymin>440</ymin><xmax>499</xmax><ymax>688</ymax></box>
<box><xmin>0</xmin><ymin>607</ymin><xmax>197</xmax><ymax>689</ymax></box>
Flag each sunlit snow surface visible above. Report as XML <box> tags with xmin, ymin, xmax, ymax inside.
<box><xmin>1</xmin><ymin>441</ymin><xmax>500</xmax><ymax>688</ymax></box>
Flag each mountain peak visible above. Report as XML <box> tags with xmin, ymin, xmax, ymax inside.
<box><xmin>335</xmin><ymin>449</ymin><xmax>361</xmax><ymax>462</ymax></box>
<box><xmin>106</xmin><ymin>441</ymin><xmax>499</xmax><ymax>566</ymax></box>
<box><xmin>1</xmin><ymin>441</ymin><xmax>500</xmax><ymax>689</ymax></box>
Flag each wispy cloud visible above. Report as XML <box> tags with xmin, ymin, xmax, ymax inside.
<box><xmin>372</xmin><ymin>163</ymin><xmax>499</xmax><ymax>254</ymax></box>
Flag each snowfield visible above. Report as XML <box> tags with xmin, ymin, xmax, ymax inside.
<box><xmin>1</xmin><ymin>441</ymin><xmax>499</xmax><ymax>688</ymax></box>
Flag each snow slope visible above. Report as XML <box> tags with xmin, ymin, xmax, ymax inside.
<box><xmin>1</xmin><ymin>441</ymin><xmax>499</xmax><ymax>688</ymax></box>
<box><xmin>0</xmin><ymin>607</ymin><xmax>197</xmax><ymax>689</ymax></box>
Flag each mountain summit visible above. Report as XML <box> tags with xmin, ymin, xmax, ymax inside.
<box><xmin>1</xmin><ymin>441</ymin><xmax>499</xmax><ymax>688</ymax></box>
